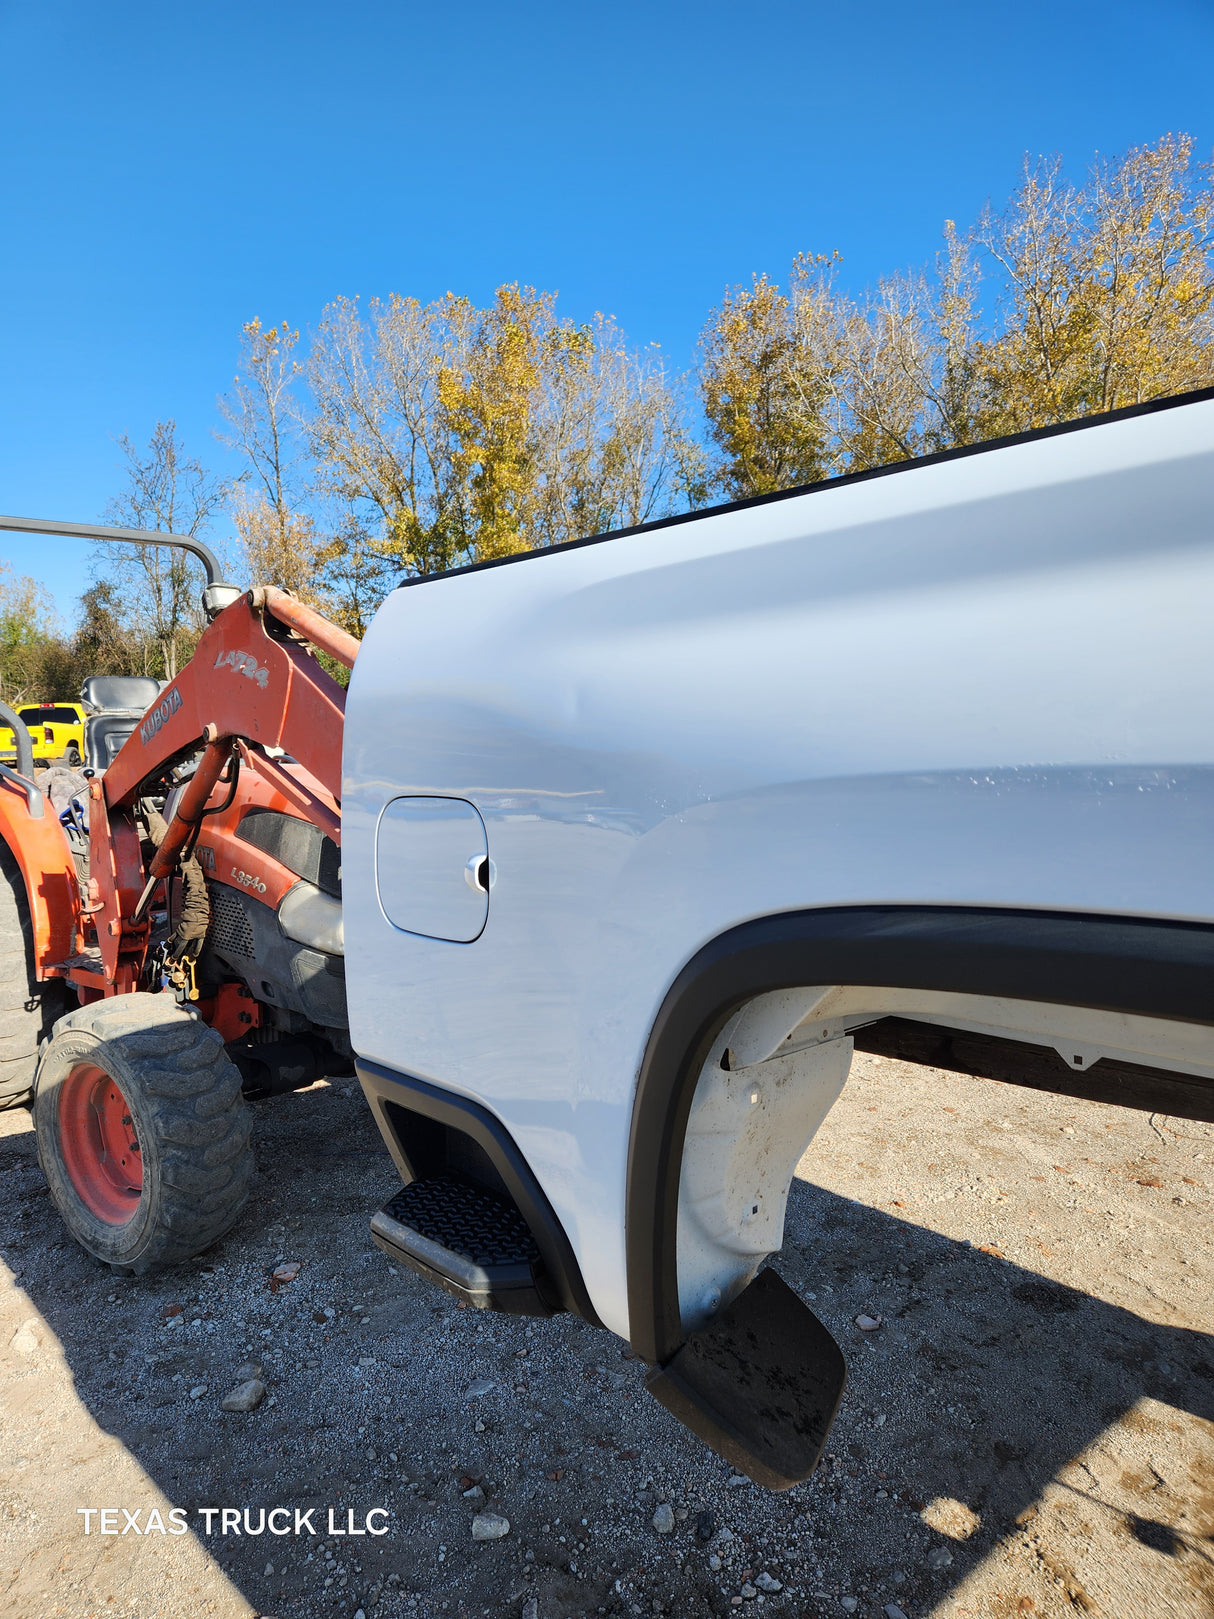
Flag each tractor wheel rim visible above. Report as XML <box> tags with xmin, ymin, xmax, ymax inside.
<box><xmin>59</xmin><ymin>1062</ymin><xmax>143</xmax><ymax>1224</ymax></box>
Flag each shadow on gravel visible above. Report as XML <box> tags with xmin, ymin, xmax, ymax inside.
<box><xmin>779</xmin><ymin>1175</ymin><xmax>1214</xmax><ymax>1609</ymax></box>
<box><xmin>1</xmin><ymin>1081</ymin><xmax>1212</xmax><ymax>1618</ymax></box>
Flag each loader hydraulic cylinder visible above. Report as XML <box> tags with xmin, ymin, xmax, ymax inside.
<box><xmin>131</xmin><ymin>733</ymin><xmax>232</xmax><ymax>921</ymax></box>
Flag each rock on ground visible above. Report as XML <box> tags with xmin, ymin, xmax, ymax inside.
<box><xmin>220</xmin><ymin>1377</ymin><xmax>266</xmax><ymax>1413</ymax></box>
<box><xmin>652</xmin><ymin>1501</ymin><xmax>675</xmax><ymax>1534</ymax></box>
<box><xmin>471</xmin><ymin>1510</ymin><xmax>510</xmax><ymax>1541</ymax></box>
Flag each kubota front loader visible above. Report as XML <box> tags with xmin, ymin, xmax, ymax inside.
<box><xmin>0</xmin><ymin>516</ymin><xmax>358</xmax><ymax>1272</ymax></box>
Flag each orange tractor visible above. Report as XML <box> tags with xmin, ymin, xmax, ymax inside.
<box><xmin>0</xmin><ymin>516</ymin><xmax>357</xmax><ymax>1273</ymax></box>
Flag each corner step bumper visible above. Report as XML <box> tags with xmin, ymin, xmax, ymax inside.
<box><xmin>370</xmin><ymin>1175</ymin><xmax>556</xmax><ymax>1316</ymax></box>
<box><xmin>645</xmin><ymin>1268</ymin><xmax>846</xmax><ymax>1490</ymax></box>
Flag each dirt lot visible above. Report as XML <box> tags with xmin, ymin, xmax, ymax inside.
<box><xmin>1</xmin><ymin>1050</ymin><xmax>1211</xmax><ymax>1619</ymax></box>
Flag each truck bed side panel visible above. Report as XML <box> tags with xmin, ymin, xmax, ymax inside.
<box><xmin>342</xmin><ymin>399</ymin><xmax>1214</xmax><ymax>1336</ymax></box>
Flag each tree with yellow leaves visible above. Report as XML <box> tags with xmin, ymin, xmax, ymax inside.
<box><xmin>0</xmin><ymin>563</ymin><xmax>59</xmax><ymax>703</ymax></box>
<box><xmin>304</xmin><ymin>282</ymin><xmax>701</xmax><ymax>604</ymax></box>
<box><xmin>201</xmin><ymin>132</ymin><xmax>1211</xmax><ymax>638</ymax></box>
<box><xmin>699</xmin><ymin>261</ymin><xmax>839</xmax><ymax>500</ymax></box>
<box><xmin>219</xmin><ymin>319</ymin><xmax>319</xmax><ymax>601</ymax></box>
<box><xmin>973</xmin><ymin>133</ymin><xmax>1214</xmax><ymax>433</ymax></box>
<box><xmin>438</xmin><ymin>285</ymin><xmax>548</xmax><ymax>560</ymax></box>
<box><xmin>701</xmin><ymin>134</ymin><xmax>1214</xmax><ymax>495</ymax></box>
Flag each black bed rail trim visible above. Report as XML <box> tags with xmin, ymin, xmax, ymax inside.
<box><xmin>397</xmin><ymin>386</ymin><xmax>1214</xmax><ymax>592</ymax></box>
<box><xmin>356</xmin><ymin>1057</ymin><xmax>604</xmax><ymax>1330</ymax></box>
<box><xmin>625</xmin><ymin>905</ymin><xmax>1214</xmax><ymax>1365</ymax></box>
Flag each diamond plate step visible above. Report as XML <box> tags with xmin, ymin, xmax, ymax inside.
<box><xmin>370</xmin><ymin>1174</ymin><xmax>554</xmax><ymax>1315</ymax></box>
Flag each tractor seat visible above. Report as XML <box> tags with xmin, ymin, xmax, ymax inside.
<box><xmin>80</xmin><ymin>675</ymin><xmax>165</xmax><ymax>771</ymax></box>
<box><xmin>80</xmin><ymin>676</ymin><xmax>164</xmax><ymax>715</ymax></box>
<box><xmin>85</xmin><ymin>714</ymin><xmax>143</xmax><ymax>769</ymax></box>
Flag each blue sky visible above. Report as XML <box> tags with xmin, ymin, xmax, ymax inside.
<box><xmin>2</xmin><ymin>0</ymin><xmax>1211</xmax><ymax>621</ymax></box>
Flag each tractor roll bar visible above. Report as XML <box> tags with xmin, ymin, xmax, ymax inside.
<box><xmin>0</xmin><ymin>701</ymin><xmax>44</xmax><ymax>818</ymax></box>
<box><xmin>0</xmin><ymin>516</ymin><xmax>241</xmax><ymax>618</ymax></box>
<box><xmin>0</xmin><ymin>699</ymin><xmax>35</xmax><ymax>781</ymax></box>
<box><xmin>0</xmin><ymin>515</ymin><xmax>225</xmax><ymax>586</ymax></box>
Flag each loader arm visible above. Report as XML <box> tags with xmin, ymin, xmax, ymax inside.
<box><xmin>0</xmin><ymin>516</ymin><xmax>359</xmax><ymax>997</ymax></box>
<box><xmin>79</xmin><ymin>586</ymin><xmax>357</xmax><ymax>995</ymax></box>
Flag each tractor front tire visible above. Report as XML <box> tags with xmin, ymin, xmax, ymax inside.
<box><xmin>34</xmin><ymin>994</ymin><xmax>254</xmax><ymax>1272</ymax></box>
<box><xmin>0</xmin><ymin>838</ymin><xmax>66</xmax><ymax>1109</ymax></box>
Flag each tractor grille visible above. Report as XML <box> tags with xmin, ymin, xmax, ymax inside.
<box><xmin>236</xmin><ymin>808</ymin><xmax>341</xmax><ymax>896</ymax></box>
<box><xmin>207</xmin><ymin>884</ymin><xmax>256</xmax><ymax>960</ymax></box>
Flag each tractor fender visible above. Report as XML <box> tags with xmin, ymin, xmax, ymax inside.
<box><xmin>0</xmin><ymin>777</ymin><xmax>79</xmax><ymax>976</ymax></box>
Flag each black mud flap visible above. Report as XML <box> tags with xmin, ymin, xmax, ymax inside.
<box><xmin>644</xmin><ymin>1268</ymin><xmax>846</xmax><ymax>1490</ymax></box>
<box><xmin>370</xmin><ymin>1175</ymin><xmax>557</xmax><ymax>1316</ymax></box>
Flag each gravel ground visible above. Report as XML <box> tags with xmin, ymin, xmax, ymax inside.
<box><xmin>1</xmin><ymin>1052</ymin><xmax>1211</xmax><ymax>1619</ymax></box>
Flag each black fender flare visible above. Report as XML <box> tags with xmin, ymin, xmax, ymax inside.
<box><xmin>625</xmin><ymin>904</ymin><xmax>1214</xmax><ymax>1363</ymax></box>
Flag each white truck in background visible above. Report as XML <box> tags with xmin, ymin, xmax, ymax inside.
<box><xmin>343</xmin><ymin>388</ymin><xmax>1214</xmax><ymax>1487</ymax></box>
